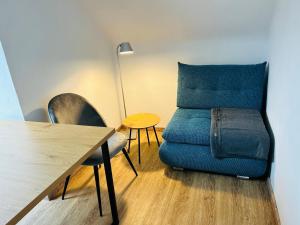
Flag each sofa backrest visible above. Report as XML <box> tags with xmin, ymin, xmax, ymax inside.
<box><xmin>177</xmin><ymin>62</ymin><xmax>267</xmax><ymax>111</ymax></box>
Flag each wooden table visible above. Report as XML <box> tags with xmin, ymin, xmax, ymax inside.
<box><xmin>122</xmin><ymin>113</ymin><xmax>160</xmax><ymax>164</ymax></box>
<box><xmin>0</xmin><ymin>121</ymin><xmax>119</xmax><ymax>225</ymax></box>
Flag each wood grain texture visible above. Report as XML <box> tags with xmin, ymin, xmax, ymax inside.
<box><xmin>122</xmin><ymin>113</ymin><xmax>160</xmax><ymax>129</ymax></box>
<box><xmin>0</xmin><ymin>121</ymin><xmax>114</xmax><ymax>225</ymax></box>
<box><xmin>19</xmin><ymin>130</ymin><xmax>278</xmax><ymax>225</ymax></box>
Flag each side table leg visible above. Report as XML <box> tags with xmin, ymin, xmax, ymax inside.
<box><xmin>127</xmin><ymin>128</ymin><xmax>132</xmax><ymax>153</ymax></box>
<box><xmin>146</xmin><ymin>128</ymin><xmax>150</xmax><ymax>146</ymax></box>
<box><xmin>153</xmin><ymin>126</ymin><xmax>160</xmax><ymax>147</ymax></box>
<box><xmin>138</xmin><ymin>129</ymin><xmax>141</xmax><ymax>164</ymax></box>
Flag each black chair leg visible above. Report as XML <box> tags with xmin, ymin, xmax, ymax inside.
<box><xmin>62</xmin><ymin>175</ymin><xmax>70</xmax><ymax>200</ymax></box>
<box><xmin>122</xmin><ymin>148</ymin><xmax>138</xmax><ymax>176</ymax></box>
<box><xmin>93</xmin><ymin>165</ymin><xmax>103</xmax><ymax>217</ymax></box>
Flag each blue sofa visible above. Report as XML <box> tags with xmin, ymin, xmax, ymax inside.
<box><xmin>159</xmin><ymin>62</ymin><xmax>269</xmax><ymax>178</ymax></box>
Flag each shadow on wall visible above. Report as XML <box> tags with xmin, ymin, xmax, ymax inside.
<box><xmin>262</xmin><ymin>63</ymin><xmax>275</xmax><ymax>179</ymax></box>
<box><xmin>264</xmin><ymin>114</ymin><xmax>275</xmax><ymax>178</ymax></box>
<box><xmin>25</xmin><ymin>108</ymin><xmax>48</xmax><ymax>122</ymax></box>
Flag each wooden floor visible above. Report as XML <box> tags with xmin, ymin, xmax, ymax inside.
<box><xmin>20</xmin><ymin>130</ymin><xmax>277</xmax><ymax>225</ymax></box>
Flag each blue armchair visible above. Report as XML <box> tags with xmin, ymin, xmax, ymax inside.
<box><xmin>159</xmin><ymin>62</ymin><xmax>269</xmax><ymax>178</ymax></box>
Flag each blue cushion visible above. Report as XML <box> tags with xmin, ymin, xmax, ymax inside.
<box><xmin>159</xmin><ymin>141</ymin><xmax>267</xmax><ymax>178</ymax></box>
<box><xmin>162</xmin><ymin>108</ymin><xmax>211</xmax><ymax>146</ymax></box>
<box><xmin>177</xmin><ymin>62</ymin><xmax>267</xmax><ymax>110</ymax></box>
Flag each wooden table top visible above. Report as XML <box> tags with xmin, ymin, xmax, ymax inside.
<box><xmin>0</xmin><ymin>121</ymin><xmax>114</xmax><ymax>225</ymax></box>
<box><xmin>122</xmin><ymin>113</ymin><xmax>160</xmax><ymax>129</ymax></box>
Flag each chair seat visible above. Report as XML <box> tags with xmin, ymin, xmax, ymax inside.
<box><xmin>82</xmin><ymin>132</ymin><xmax>127</xmax><ymax>165</ymax></box>
<box><xmin>162</xmin><ymin>108</ymin><xmax>211</xmax><ymax>146</ymax></box>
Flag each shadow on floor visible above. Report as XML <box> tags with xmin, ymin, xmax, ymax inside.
<box><xmin>163</xmin><ymin>167</ymin><xmax>271</xmax><ymax>201</ymax></box>
<box><xmin>119</xmin><ymin>141</ymin><xmax>164</xmax><ymax>173</ymax></box>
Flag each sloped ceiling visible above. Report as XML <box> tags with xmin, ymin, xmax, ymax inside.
<box><xmin>81</xmin><ymin>0</ymin><xmax>276</xmax><ymax>44</ymax></box>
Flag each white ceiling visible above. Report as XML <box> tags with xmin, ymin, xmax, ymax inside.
<box><xmin>80</xmin><ymin>0</ymin><xmax>276</xmax><ymax>44</ymax></box>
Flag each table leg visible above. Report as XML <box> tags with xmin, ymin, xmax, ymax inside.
<box><xmin>101</xmin><ymin>141</ymin><xmax>119</xmax><ymax>224</ymax></box>
<box><xmin>127</xmin><ymin>128</ymin><xmax>132</xmax><ymax>153</ymax></box>
<box><xmin>146</xmin><ymin>128</ymin><xmax>150</xmax><ymax>146</ymax></box>
<box><xmin>138</xmin><ymin>129</ymin><xmax>141</xmax><ymax>164</ymax></box>
<box><xmin>153</xmin><ymin>126</ymin><xmax>160</xmax><ymax>147</ymax></box>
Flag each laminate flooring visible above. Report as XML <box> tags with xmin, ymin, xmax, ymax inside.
<box><xmin>19</xmin><ymin>130</ymin><xmax>277</xmax><ymax>225</ymax></box>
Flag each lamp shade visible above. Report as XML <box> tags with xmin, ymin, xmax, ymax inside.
<box><xmin>118</xmin><ymin>42</ymin><xmax>134</xmax><ymax>55</ymax></box>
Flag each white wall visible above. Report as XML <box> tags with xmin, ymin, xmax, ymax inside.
<box><xmin>0</xmin><ymin>0</ymin><xmax>121</xmax><ymax>127</ymax></box>
<box><xmin>0</xmin><ymin>41</ymin><xmax>23</xmax><ymax>120</ymax></box>
<box><xmin>118</xmin><ymin>36</ymin><xmax>269</xmax><ymax>126</ymax></box>
<box><xmin>84</xmin><ymin>0</ymin><xmax>274</xmax><ymax>44</ymax></box>
<box><xmin>81</xmin><ymin>0</ymin><xmax>274</xmax><ymax>127</ymax></box>
<box><xmin>268</xmin><ymin>0</ymin><xmax>300</xmax><ymax>224</ymax></box>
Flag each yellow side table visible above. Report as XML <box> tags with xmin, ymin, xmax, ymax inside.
<box><xmin>122</xmin><ymin>113</ymin><xmax>160</xmax><ymax>164</ymax></box>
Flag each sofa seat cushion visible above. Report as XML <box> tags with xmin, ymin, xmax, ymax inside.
<box><xmin>162</xmin><ymin>108</ymin><xmax>211</xmax><ymax>146</ymax></box>
<box><xmin>159</xmin><ymin>141</ymin><xmax>267</xmax><ymax>178</ymax></box>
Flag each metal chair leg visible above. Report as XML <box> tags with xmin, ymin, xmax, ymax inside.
<box><xmin>93</xmin><ymin>166</ymin><xmax>103</xmax><ymax>217</ymax></box>
<box><xmin>153</xmin><ymin>126</ymin><xmax>160</xmax><ymax>147</ymax></box>
<box><xmin>146</xmin><ymin>128</ymin><xmax>150</xmax><ymax>145</ymax></box>
<box><xmin>122</xmin><ymin>148</ymin><xmax>138</xmax><ymax>176</ymax></box>
<box><xmin>62</xmin><ymin>175</ymin><xmax>70</xmax><ymax>200</ymax></box>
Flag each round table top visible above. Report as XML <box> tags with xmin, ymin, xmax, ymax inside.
<box><xmin>122</xmin><ymin>113</ymin><xmax>160</xmax><ymax>129</ymax></box>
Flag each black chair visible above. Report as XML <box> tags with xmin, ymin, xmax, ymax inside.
<box><xmin>48</xmin><ymin>93</ymin><xmax>137</xmax><ymax>217</ymax></box>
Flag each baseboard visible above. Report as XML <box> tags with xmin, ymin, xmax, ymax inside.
<box><xmin>152</xmin><ymin>127</ymin><xmax>165</xmax><ymax>132</ymax></box>
<box><xmin>267</xmin><ymin>178</ymin><xmax>281</xmax><ymax>225</ymax></box>
<box><xmin>116</xmin><ymin>125</ymin><xmax>124</xmax><ymax>131</ymax></box>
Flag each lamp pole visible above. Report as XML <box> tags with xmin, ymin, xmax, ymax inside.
<box><xmin>116</xmin><ymin>45</ymin><xmax>128</xmax><ymax>118</ymax></box>
<box><xmin>116</xmin><ymin>42</ymin><xmax>137</xmax><ymax>140</ymax></box>
<box><xmin>116</xmin><ymin>42</ymin><xmax>134</xmax><ymax>119</ymax></box>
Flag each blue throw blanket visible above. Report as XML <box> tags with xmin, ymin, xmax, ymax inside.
<box><xmin>210</xmin><ymin>108</ymin><xmax>270</xmax><ymax>160</ymax></box>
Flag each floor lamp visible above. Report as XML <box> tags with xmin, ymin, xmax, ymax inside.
<box><xmin>116</xmin><ymin>42</ymin><xmax>136</xmax><ymax>139</ymax></box>
<box><xmin>116</xmin><ymin>42</ymin><xmax>134</xmax><ymax>118</ymax></box>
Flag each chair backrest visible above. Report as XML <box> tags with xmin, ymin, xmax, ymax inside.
<box><xmin>177</xmin><ymin>62</ymin><xmax>268</xmax><ymax>111</ymax></box>
<box><xmin>48</xmin><ymin>93</ymin><xmax>106</xmax><ymax>127</ymax></box>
